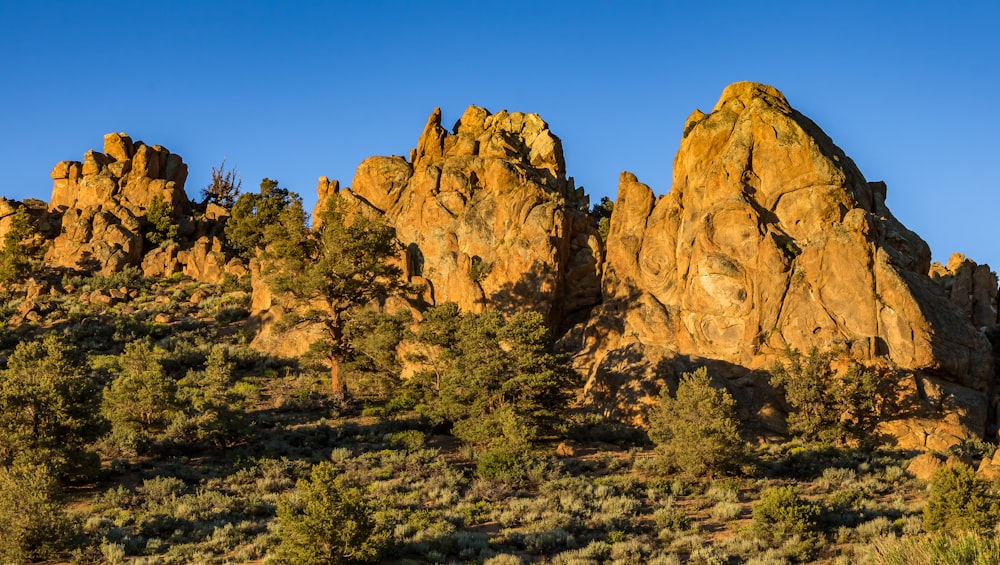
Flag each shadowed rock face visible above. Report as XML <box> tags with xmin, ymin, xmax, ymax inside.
<box><xmin>323</xmin><ymin>105</ymin><xmax>604</xmax><ymax>330</ymax></box>
<box><xmin>579</xmin><ymin>82</ymin><xmax>994</xmax><ymax>449</ymax></box>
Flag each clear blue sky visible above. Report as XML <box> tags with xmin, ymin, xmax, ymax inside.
<box><xmin>2</xmin><ymin>1</ymin><xmax>997</xmax><ymax>269</ymax></box>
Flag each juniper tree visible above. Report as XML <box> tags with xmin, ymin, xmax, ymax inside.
<box><xmin>225</xmin><ymin>178</ymin><xmax>301</xmax><ymax>259</ymax></box>
<box><xmin>0</xmin><ymin>334</ymin><xmax>104</xmax><ymax>474</ymax></box>
<box><xmin>0</xmin><ymin>206</ymin><xmax>39</xmax><ymax>284</ymax></box>
<box><xmin>647</xmin><ymin>367</ymin><xmax>748</xmax><ymax>477</ymax></box>
<box><xmin>408</xmin><ymin>304</ymin><xmax>579</xmax><ymax>449</ymax></box>
<box><xmin>264</xmin><ymin>196</ymin><xmax>406</xmax><ymax>397</ymax></box>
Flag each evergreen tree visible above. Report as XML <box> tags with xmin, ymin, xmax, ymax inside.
<box><xmin>273</xmin><ymin>462</ymin><xmax>387</xmax><ymax>564</ymax></box>
<box><xmin>144</xmin><ymin>195</ymin><xmax>179</xmax><ymax>246</ymax></box>
<box><xmin>264</xmin><ymin>196</ymin><xmax>406</xmax><ymax>397</ymax></box>
<box><xmin>0</xmin><ymin>334</ymin><xmax>104</xmax><ymax>473</ymax></box>
<box><xmin>923</xmin><ymin>462</ymin><xmax>999</xmax><ymax>534</ymax></box>
<box><xmin>770</xmin><ymin>347</ymin><xmax>880</xmax><ymax>443</ymax></box>
<box><xmin>102</xmin><ymin>341</ymin><xmax>178</xmax><ymax>434</ymax></box>
<box><xmin>225</xmin><ymin>178</ymin><xmax>300</xmax><ymax>259</ymax></box>
<box><xmin>0</xmin><ymin>458</ymin><xmax>74</xmax><ymax>563</ymax></box>
<box><xmin>410</xmin><ymin>304</ymin><xmax>579</xmax><ymax>448</ymax></box>
<box><xmin>0</xmin><ymin>206</ymin><xmax>39</xmax><ymax>284</ymax></box>
<box><xmin>647</xmin><ymin>367</ymin><xmax>748</xmax><ymax>477</ymax></box>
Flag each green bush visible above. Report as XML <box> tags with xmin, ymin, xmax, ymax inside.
<box><xmin>751</xmin><ymin>486</ymin><xmax>820</xmax><ymax>543</ymax></box>
<box><xmin>647</xmin><ymin>367</ymin><xmax>748</xmax><ymax>477</ymax></box>
<box><xmin>475</xmin><ymin>446</ymin><xmax>548</xmax><ymax>486</ymax></box>
<box><xmin>144</xmin><ymin>195</ymin><xmax>179</xmax><ymax>246</ymax></box>
<box><xmin>770</xmin><ymin>348</ymin><xmax>880</xmax><ymax>443</ymax></box>
<box><xmin>0</xmin><ymin>459</ymin><xmax>75</xmax><ymax>563</ymax></box>
<box><xmin>653</xmin><ymin>501</ymin><xmax>690</xmax><ymax>532</ymax></box>
<box><xmin>923</xmin><ymin>462</ymin><xmax>998</xmax><ymax>534</ymax></box>
<box><xmin>272</xmin><ymin>462</ymin><xmax>389</xmax><ymax>564</ymax></box>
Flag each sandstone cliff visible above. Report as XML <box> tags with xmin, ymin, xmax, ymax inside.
<box><xmin>578</xmin><ymin>82</ymin><xmax>994</xmax><ymax>450</ymax></box>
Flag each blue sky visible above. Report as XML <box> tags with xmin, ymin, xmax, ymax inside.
<box><xmin>1</xmin><ymin>1</ymin><xmax>998</xmax><ymax>269</ymax></box>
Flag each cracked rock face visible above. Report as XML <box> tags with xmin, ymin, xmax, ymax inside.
<box><xmin>322</xmin><ymin>105</ymin><xmax>603</xmax><ymax>329</ymax></box>
<box><xmin>580</xmin><ymin>82</ymin><xmax>993</xmax><ymax>449</ymax></box>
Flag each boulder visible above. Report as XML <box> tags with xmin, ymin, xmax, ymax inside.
<box><xmin>908</xmin><ymin>452</ymin><xmax>944</xmax><ymax>481</ymax></box>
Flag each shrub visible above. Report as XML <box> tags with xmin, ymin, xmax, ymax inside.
<box><xmin>770</xmin><ymin>348</ymin><xmax>880</xmax><ymax>443</ymax></box>
<box><xmin>273</xmin><ymin>462</ymin><xmax>389</xmax><ymax>564</ymax></box>
<box><xmin>923</xmin><ymin>462</ymin><xmax>998</xmax><ymax>534</ymax></box>
<box><xmin>751</xmin><ymin>486</ymin><xmax>820</xmax><ymax>543</ymax></box>
<box><xmin>654</xmin><ymin>500</ymin><xmax>691</xmax><ymax>532</ymax></box>
<box><xmin>647</xmin><ymin>367</ymin><xmax>748</xmax><ymax>477</ymax></box>
<box><xmin>475</xmin><ymin>446</ymin><xmax>548</xmax><ymax>486</ymax></box>
<box><xmin>866</xmin><ymin>532</ymin><xmax>1000</xmax><ymax>565</ymax></box>
<box><xmin>0</xmin><ymin>459</ymin><xmax>75</xmax><ymax>563</ymax></box>
<box><xmin>144</xmin><ymin>195</ymin><xmax>179</xmax><ymax>246</ymax></box>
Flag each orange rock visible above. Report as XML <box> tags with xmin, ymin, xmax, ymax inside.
<box><xmin>580</xmin><ymin>82</ymin><xmax>993</xmax><ymax>447</ymax></box>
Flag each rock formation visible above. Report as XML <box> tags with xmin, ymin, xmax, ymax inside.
<box><xmin>579</xmin><ymin>82</ymin><xmax>994</xmax><ymax>450</ymax></box>
<box><xmin>9</xmin><ymin>86</ymin><xmax>1000</xmax><ymax>453</ymax></box>
<box><xmin>930</xmin><ymin>253</ymin><xmax>999</xmax><ymax>331</ymax></box>
<box><xmin>318</xmin><ymin>105</ymin><xmax>603</xmax><ymax>329</ymax></box>
<box><xmin>43</xmin><ymin>133</ymin><xmax>241</xmax><ymax>283</ymax></box>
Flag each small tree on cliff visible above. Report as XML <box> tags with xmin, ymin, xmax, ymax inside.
<box><xmin>0</xmin><ymin>206</ymin><xmax>40</xmax><ymax>284</ymax></box>
<box><xmin>265</xmin><ymin>196</ymin><xmax>405</xmax><ymax>397</ymax></box>
<box><xmin>201</xmin><ymin>159</ymin><xmax>242</xmax><ymax>208</ymax></box>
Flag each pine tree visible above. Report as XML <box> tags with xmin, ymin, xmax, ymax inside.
<box><xmin>264</xmin><ymin>196</ymin><xmax>406</xmax><ymax>397</ymax></box>
<box><xmin>647</xmin><ymin>367</ymin><xmax>748</xmax><ymax>477</ymax></box>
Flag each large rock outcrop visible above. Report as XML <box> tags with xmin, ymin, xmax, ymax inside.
<box><xmin>46</xmin><ymin>133</ymin><xmax>189</xmax><ymax>273</ymax></box>
<box><xmin>43</xmin><ymin>133</ymin><xmax>240</xmax><ymax>283</ymax></box>
<box><xmin>319</xmin><ymin>106</ymin><xmax>604</xmax><ymax>329</ymax></box>
<box><xmin>930</xmin><ymin>253</ymin><xmax>999</xmax><ymax>331</ymax></box>
<box><xmin>580</xmin><ymin>82</ymin><xmax>994</xmax><ymax>450</ymax></box>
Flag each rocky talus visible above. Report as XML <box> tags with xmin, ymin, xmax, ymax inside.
<box><xmin>578</xmin><ymin>82</ymin><xmax>994</xmax><ymax>450</ymax></box>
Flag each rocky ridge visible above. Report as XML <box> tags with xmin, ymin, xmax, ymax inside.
<box><xmin>3</xmin><ymin>83</ymin><xmax>998</xmax><ymax>453</ymax></box>
<box><xmin>326</xmin><ymin>105</ymin><xmax>603</xmax><ymax>329</ymax></box>
<box><xmin>577</xmin><ymin>83</ymin><xmax>994</xmax><ymax>450</ymax></box>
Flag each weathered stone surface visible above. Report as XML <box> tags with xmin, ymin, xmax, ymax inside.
<box><xmin>930</xmin><ymin>253</ymin><xmax>999</xmax><ymax>330</ymax></box>
<box><xmin>318</xmin><ymin>105</ymin><xmax>602</xmax><ymax>329</ymax></box>
<box><xmin>42</xmin><ymin>133</ymin><xmax>222</xmax><ymax>277</ymax></box>
<box><xmin>578</xmin><ymin>82</ymin><xmax>994</xmax><ymax>449</ymax></box>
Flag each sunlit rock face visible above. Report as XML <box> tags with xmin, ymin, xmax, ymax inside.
<box><xmin>44</xmin><ymin>133</ymin><xmax>241</xmax><ymax>283</ymax></box>
<box><xmin>46</xmin><ymin>133</ymin><xmax>189</xmax><ymax>274</ymax></box>
<box><xmin>320</xmin><ymin>105</ymin><xmax>604</xmax><ymax>330</ymax></box>
<box><xmin>578</xmin><ymin>82</ymin><xmax>994</xmax><ymax>450</ymax></box>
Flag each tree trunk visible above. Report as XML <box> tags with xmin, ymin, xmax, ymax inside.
<box><xmin>330</xmin><ymin>354</ymin><xmax>346</xmax><ymax>398</ymax></box>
